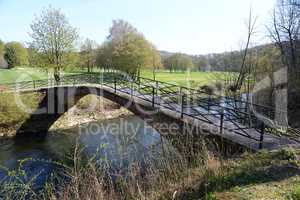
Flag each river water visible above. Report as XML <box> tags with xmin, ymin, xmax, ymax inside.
<box><xmin>0</xmin><ymin>116</ymin><xmax>179</xmax><ymax>191</ymax></box>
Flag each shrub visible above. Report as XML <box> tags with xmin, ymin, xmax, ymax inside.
<box><xmin>200</xmin><ymin>85</ymin><xmax>215</xmax><ymax>95</ymax></box>
<box><xmin>215</xmin><ymin>82</ymin><xmax>223</xmax><ymax>92</ymax></box>
<box><xmin>290</xmin><ymin>184</ymin><xmax>300</xmax><ymax>200</ymax></box>
<box><xmin>0</xmin><ymin>92</ymin><xmax>40</xmax><ymax>126</ymax></box>
<box><xmin>278</xmin><ymin>148</ymin><xmax>298</xmax><ymax>162</ymax></box>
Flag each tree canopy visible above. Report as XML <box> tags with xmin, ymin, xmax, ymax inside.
<box><xmin>164</xmin><ymin>53</ymin><xmax>194</xmax><ymax>72</ymax></box>
<box><xmin>29</xmin><ymin>6</ymin><xmax>78</xmax><ymax>81</ymax></box>
<box><xmin>0</xmin><ymin>40</ymin><xmax>4</xmax><ymax>56</ymax></box>
<box><xmin>80</xmin><ymin>38</ymin><xmax>98</xmax><ymax>72</ymax></box>
<box><xmin>0</xmin><ymin>40</ymin><xmax>7</xmax><ymax>68</ymax></box>
<box><xmin>98</xmin><ymin>19</ymin><xmax>161</xmax><ymax>76</ymax></box>
<box><xmin>4</xmin><ymin>42</ymin><xmax>28</xmax><ymax>68</ymax></box>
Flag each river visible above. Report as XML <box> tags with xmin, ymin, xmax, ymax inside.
<box><xmin>0</xmin><ymin>115</ymin><xmax>180</xmax><ymax>192</ymax></box>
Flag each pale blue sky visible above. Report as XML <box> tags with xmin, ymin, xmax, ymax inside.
<box><xmin>0</xmin><ymin>0</ymin><xmax>275</xmax><ymax>54</ymax></box>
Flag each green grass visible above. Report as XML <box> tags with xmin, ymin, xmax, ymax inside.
<box><xmin>291</xmin><ymin>184</ymin><xmax>300</xmax><ymax>200</ymax></box>
<box><xmin>0</xmin><ymin>67</ymin><xmax>235</xmax><ymax>90</ymax></box>
<box><xmin>0</xmin><ymin>92</ymin><xmax>41</xmax><ymax>130</ymax></box>
<box><xmin>141</xmin><ymin>70</ymin><xmax>233</xmax><ymax>88</ymax></box>
<box><xmin>179</xmin><ymin>148</ymin><xmax>300</xmax><ymax>200</ymax></box>
<box><xmin>0</xmin><ymin>67</ymin><xmax>48</xmax><ymax>84</ymax></box>
<box><xmin>0</xmin><ymin>66</ymin><xmax>91</xmax><ymax>84</ymax></box>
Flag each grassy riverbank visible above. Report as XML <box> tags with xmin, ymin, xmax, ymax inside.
<box><xmin>0</xmin><ymin>92</ymin><xmax>41</xmax><ymax>136</ymax></box>
<box><xmin>180</xmin><ymin>148</ymin><xmax>300</xmax><ymax>200</ymax></box>
<box><xmin>0</xmin><ymin>137</ymin><xmax>299</xmax><ymax>200</ymax></box>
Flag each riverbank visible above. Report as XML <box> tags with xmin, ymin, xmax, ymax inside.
<box><xmin>1</xmin><ymin>133</ymin><xmax>299</xmax><ymax>200</ymax></box>
<box><xmin>0</xmin><ymin>93</ymin><xmax>133</xmax><ymax>137</ymax></box>
<box><xmin>50</xmin><ymin>95</ymin><xmax>133</xmax><ymax>131</ymax></box>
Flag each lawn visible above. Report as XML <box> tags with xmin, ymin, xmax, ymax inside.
<box><xmin>0</xmin><ymin>67</ymin><xmax>84</xmax><ymax>84</ymax></box>
<box><xmin>178</xmin><ymin>148</ymin><xmax>300</xmax><ymax>200</ymax></box>
<box><xmin>141</xmin><ymin>70</ymin><xmax>232</xmax><ymax>88</ymax></box>
<box><xmin>0</xmin><ymin>67</ymin><xmax>48</xmax><ymax>84</ymax></box>
<box><xmin>0</xmin><ymin>67</ymin><xmax>233</xmax><ymax>88</ymax></box>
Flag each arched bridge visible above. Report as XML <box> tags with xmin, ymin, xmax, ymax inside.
<box><xmin>3</xmin><ymin>72</ymin><xmax>300</xmax><ymax>151</ymax></box>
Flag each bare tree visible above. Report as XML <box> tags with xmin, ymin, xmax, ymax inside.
<box><xmin>268</xmin><ymin>0</ymin><xmax>300</xmax><ymax>73</ymax></box>
<box><xmin>268</xmin><ymin>0</ymin><xmax>300</xmax><ymax>128</ymax></box>
<box><xmin>232</xmin><ymin>9</ymin><xmax>258</xmax><ymax>93</ymax></box>
<box><xmin>30</xmin><ymin>6</ymin><xmax>78</xmax><ymax>81</ymax></box>
<box><xmin>80</xmin><ymin>38</ymin><xmax>98</xmax><ymax>73</ymax></box>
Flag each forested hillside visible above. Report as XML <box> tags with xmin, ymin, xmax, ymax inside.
<box><xmin>160</xmin><ymin>43</ymin><xmax>281</xmax><ymax>74</ymax></box>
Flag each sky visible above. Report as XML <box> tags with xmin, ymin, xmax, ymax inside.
<box><xmin>0</xmin><ymin>0</ymin><xmax>275</xmax><ymax>55</ymax></box>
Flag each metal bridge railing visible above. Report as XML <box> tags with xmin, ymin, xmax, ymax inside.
<box><xmin>1</xmin><ymin>71</ymin><xmax>299</xmax><ymax>148</ymax></box>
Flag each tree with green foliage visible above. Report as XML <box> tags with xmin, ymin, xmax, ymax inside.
<box><xmin>112</xmin><ymin>32</ymin><xmax>153</xmax><ymax>76</ymax></box>
<box><xmin>255</xmin><ymin>45</ymin><xmax>281</xmax><ymax>81</ymax></box>
<box><xmin>4</xmin><ymin>42</ymin><xmax>28</xmax><ymax>68</ymax></box>
<box><xmin>96</xmin><ymin>41</ymin><xmax>113</xmax><ymax>70</ymax></box>
<box><xmin>0</xmin><ymin>40</ymin><xmax>4</xmax><ymax>56</ymax></box>
<box><xmin>195</xmin><ymin>57</ymin><xmax>209</xmax><ymax>71</ymax></box>
<box><xmin>150</xmin><ymin>45</ymin><xmax>163</xmax><ymax>80</ymax></box>
<box><xmin>80</xmin><ymin>38</ymin><xmax>98</xmax><ymax>72</ymax></box>
<box><xmin>108</xmin><ymin>20</ymin><xmax>137</xmax><ymax>40</ymax></box>
<box><xmin>0</xmin><ymin>40</ymin><xmax>7</xmax><ymax>68</ymax></box>
<box><xmin>164</xmin><ymin>53</ymin><xmax>194</xmax><ymax>72</ymax></box>
<box><xmin>101</xmin><ymin>19</ymin><xmax>159</xmax><ymax>77</ymax></box>
<box><xmin>27</xmin><ymin>45</ymin><xmax>46</xmax><ymax>68</ymax></box>
<box><xmin>29</xmin><ymin>6</ymin><xmax>78</xmax><ymax>81</ymax></box>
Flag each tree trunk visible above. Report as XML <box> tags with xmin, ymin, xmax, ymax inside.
<box><xmin>153</xmin><ymin>67</ymin><xmax>156</xmax><ymax>80</ymax></box>
<box><xmin>54</xmin><ymin>67</ymin><xmax>60</xmax><ymax>83</ymax></box>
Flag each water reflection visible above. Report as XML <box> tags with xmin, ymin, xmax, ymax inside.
<box><xmin>0</xmin><ymin>116</ymin><xmax>179</xmax><ymax>190</ymax></box>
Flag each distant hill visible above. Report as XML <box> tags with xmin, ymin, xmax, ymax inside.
<box><xmin>159</xmin><ymin>43</ymin><xmax>278</xmax><ymax>72</ymax></box>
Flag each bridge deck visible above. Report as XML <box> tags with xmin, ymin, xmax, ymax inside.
<box><xmin>100</xmin><ymin>85</ymin><xmax>300</xmax><ymax>151</ymax></box>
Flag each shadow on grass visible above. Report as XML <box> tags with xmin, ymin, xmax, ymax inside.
<box><xmin>178</xmin><ymin>151</ymin><xmax>300</xmax><ymax>200</ymax></box>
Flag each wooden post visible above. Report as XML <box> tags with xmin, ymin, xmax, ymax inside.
<box><xmin>33</xmin><ymin>80</ymin><xmax>36</xmax><ymax>89</ymax></box>
<box><xmin>259</xmin><ymin>123</ymin><xmax>265</xmax><ymax>149</ymax></box>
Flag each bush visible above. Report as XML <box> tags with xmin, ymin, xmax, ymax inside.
<box><xmin>205</xmin><ymin>192</ymin><xmax>217</xmax><ymax>200</ymax></box>
<box><xmin>200</xmin><ymin>85</ymin><xmax>215</xmax><ymax>95</ymax></box>
<box><xmin>290</xmin><ymin>184</ymin><xmax>300</xmax><ymax>200</ymax></box>
<box><xmin>215</xmin><ymin>82</ymin><xmax>223</xmax><ymax>92</ymax></box>
<box><xmin>0</xmin><ymin>92</ymin><xmax>40</xmax><ymax>126</ymax></box>
<box><xmin>4</xmin><ymin>42</ymin><xmax>29</xmax><ymax>68</ymax></box>
<box><xmin>278</xmin><ymin>148</ymin><xmax>298</xmax><ymax>162</ymax></box>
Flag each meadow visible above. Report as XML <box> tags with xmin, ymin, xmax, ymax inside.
<box><xmin>141</xmin><ymin>70</ymin><xmax>232</xmax><ymax>88</ymax></box>
<box><xmin>0</xmin><ymin>67</ymin><xmax>232</xmax><ymax>89</ymax></box>
<box><xmin>0</xmin><ymin>67</ymin><xmax>48</xmax><ymax>84</ymax></box>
